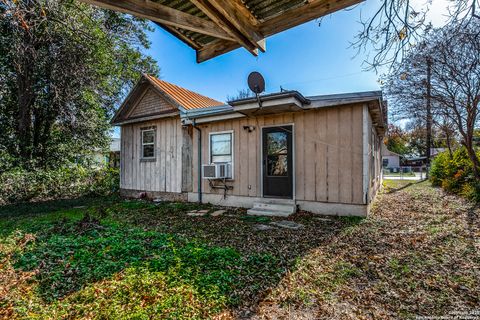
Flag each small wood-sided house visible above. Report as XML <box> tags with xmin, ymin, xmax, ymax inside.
<box><xmin>112</xmin><ymin>75</ymin><xmax>386</xmax><ymax>216</ymax></box>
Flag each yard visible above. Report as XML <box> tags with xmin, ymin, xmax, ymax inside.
<box><xmin>0</xmin><ymin>181</ymin><xmax>479</xmax><ymax>319</ymax></box>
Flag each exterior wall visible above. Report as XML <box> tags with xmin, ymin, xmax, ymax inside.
<box><xmin>192</xmin><ymin>104</ymin><xmax>365</xmax><ymax>205</ymax></box>
<box><xmin>382</xmin><ymin>155</ymin><xmax>400</xmax><ymax>169</ymax></box>
<box><xmin>367</xmin><ymin>110</ymin><xmax>383</xmax><ymax>202</ymax></box>
<box><xmin>120</xmin><ymin>116</ymin><xmax>185</xmax><ymax>194</ymax></box>
<box><xmin>187</xmin><ymin>192</ymin><xmax>368</xmax><ymax>216</ymax></box>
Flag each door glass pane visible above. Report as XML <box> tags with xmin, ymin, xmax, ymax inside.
<box><xmin>267</xmin><ymin>132</ymin><xmax>288</xmax><ymax>176</ymax></box>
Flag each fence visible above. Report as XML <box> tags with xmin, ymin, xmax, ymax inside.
<box><xmin>383</xmin><ymin>166</ymin><xmax>429</xmax><ymax>180</ymax></box>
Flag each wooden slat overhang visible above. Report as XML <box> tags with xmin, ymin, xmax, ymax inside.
<box><xmin>79</xmin><ymin>0</ymin><xmax>363</xmax><ymax>63</ymax></box>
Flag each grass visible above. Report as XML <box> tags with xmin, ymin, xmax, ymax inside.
<box><xmin>1</xmin><ymin>182</ymin><xmax>479</xmax><ymax>319</ymax></box>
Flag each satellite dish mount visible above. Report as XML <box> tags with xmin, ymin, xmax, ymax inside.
<box><xmin>248</xmin><ymin>71</ymin><xmax>265</xmax><ymax>109</ymax></box>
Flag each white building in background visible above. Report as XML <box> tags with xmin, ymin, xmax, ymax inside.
<box><xmin>382</xmin><ymin>144</ymin><xmax>401</xmax><ymax>169</ymax></box>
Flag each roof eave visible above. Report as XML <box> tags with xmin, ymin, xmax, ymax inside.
<box><xmin>229</xmin><ymin>91</ymin><xmax>310</xmax><ymax>106</ymax></box>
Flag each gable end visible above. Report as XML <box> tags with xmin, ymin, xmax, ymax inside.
<box><xmin>111</xmin><ymin>77</ymin><xmax>180</xmax><ymax>125</ymax></box>
<box><xmin>127</xmin><ymin>87</ymin><xmax>176</xmax><ymax>119</ymax></box>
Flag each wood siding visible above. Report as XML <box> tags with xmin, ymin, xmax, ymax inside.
<box><xmin>120</xmin><ymin>117</ymin><xmax>184</xmax><ymax>193</ymax></box>
<box><xmin>368</xmin><ymin>110</ymin><xmax>383</xmax><ymax>201</ymax></box>
<box><xmin>128</xmin><ymin>88</ymin><xmax>176</xmax><ymax>118</ymax></box>
<box><xmin>192</xmin><ymin>104</ymin><xmax>365</xmax><ymax>205</ymax></box>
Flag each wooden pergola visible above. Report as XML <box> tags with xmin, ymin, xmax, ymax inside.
<box><xmin>80</xmin><ymin>0</ymin><xmax>362</xmax><ymax>63</ymax></box>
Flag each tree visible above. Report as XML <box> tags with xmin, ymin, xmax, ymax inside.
<box><xmin>354</xmin><ymin>0</ymin><xmax>479</xmax><ymax>70</ymax></box>
<box><xmin>226</xmin><ymin>88</ymin><xmax>254</xmax><ymax>102</ymax></box>
<box><xmin>384</xmin><ymin>124</ymin><xmax>409</xmax><ymax>155</ymax></box>
<box><xmin>385</xmin><ymin>19</ymin><xmax>480</xmax><ymax>178</ymax></box>
<box><xmin>0</xmin><ymin>0</ymin><xmax>158</xmax><ymax>170</ymax></box>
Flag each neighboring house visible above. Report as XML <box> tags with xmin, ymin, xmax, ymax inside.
<box><xmin>381</xmin><ymin>144</ymin><xmax>401</xmax><ymax>169</ymax></box>
<box><xmin>90</xmin><ymin>138</ymin><xmax>121</xmax><ymax>168</ymax></box>
<box><xmin>107</xmin><ymin>138</ymin><xmax>121</xmax><ymax>168</ymax></box>
<box><xmin>404</xmin><ymin>156</ymin><xmax>427</xmax><ymax>167</ymax></box>
<box><xmin>112</xmin><ymin>75</ymin><xmax>386</xmax><ymax>216</ymax></box>
<box><xmin>431</xmin><ymin>148</ymin><xmax>446</xmax><ymax>157</ymax></box>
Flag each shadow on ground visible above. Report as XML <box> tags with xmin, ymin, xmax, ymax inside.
<box><xmin>0</xmin><ymin>197</ymin><xmax>359</xmax><ymax>319</ymax></box>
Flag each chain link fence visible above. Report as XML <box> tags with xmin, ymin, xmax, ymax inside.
<box><xmin>383</xmin><ymin>166</ymin><xmax>429</xmax><ymax>180</ymax></box>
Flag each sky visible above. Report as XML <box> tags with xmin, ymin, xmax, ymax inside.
<box><xmin>143</xmin><ymin>0</ymin><xmax>451</xmax><ymax>103</ymax></box>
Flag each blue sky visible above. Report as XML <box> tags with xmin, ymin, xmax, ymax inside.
<box><xmin>146</xmin><ymin>2</ymin><xmax>384</xmax><ymax>102</ymax></box>
<box><xmin>112</xmin><ymin>1</ymin><xmax>448</xmax><ymax>137</ymax></box>
<box><xmin>143</xmin><ymin>0</ymin><xmax>448</xmax><ymax>102</ymax></box>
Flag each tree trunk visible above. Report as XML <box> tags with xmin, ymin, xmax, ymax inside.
<box><xmin>463</xmin><ymin>134</ymin><xmax>480</xmax><ymax>180</ymax></box>
<box><xmin>15</xmin><ymin>1</ymin><xmax>38</xmax><ymax>163</ymax></box>
<box><xmin>426</xmin><ymin>57</ymin><xmax>432</xmax><ymax>177</ymax></box>
<box><xmin>446</xmin><ymin>130</ymin><xmax>453</xmax><ymax>158</ymax></box>
<box><xmin>16</xmin><ymin>63</ymin><xmax>35</xmax><ymax>161</ymax></box>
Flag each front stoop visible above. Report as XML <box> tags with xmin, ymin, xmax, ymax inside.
<box><xmin>247</xmin><ymin>199</ymin><xmax>297</xmax><ymax>217</ymax></box>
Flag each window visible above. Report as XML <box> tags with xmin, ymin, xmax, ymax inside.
<box><xmin>383</xmin><ymin>158</ymin><xmax>389</xmax><ymax>168</ymax></box>
<box><xmin>141</xmin><ymin>128</ymin><xmax>155</xmax><ymax>159</ymax></box>
<box><xmin>210</xmin><ymin>132</ymin><xmax>233</xmax><ymax>164</ymax></box>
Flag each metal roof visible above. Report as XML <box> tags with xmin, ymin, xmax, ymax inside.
<box><xmin>228</xmin><ymin>90</ymin><xmax>310</xmax><ymax>105</ymax></box>
<box><xmin>146</xmin><ymin>75</ymin><xmax>224</xmax><ymax>110</ymax></box>
<box><xmin>111</xmin><ymin>74</ymin><xmax>225</xmax><ymax>124</ymax></box>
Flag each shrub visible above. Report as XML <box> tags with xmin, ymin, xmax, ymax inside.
<box><xmin>430</xmin><ymin>147</ymin><xmax>480</xmax><ymax>201</ymax></box>
<box><xmin>0</xmin><ymin>165</ymin><xmax>119</xmax><ymax>205</ymax></box>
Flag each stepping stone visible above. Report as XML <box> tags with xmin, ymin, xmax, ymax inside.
<box><xmin>187</xmin><ymin>210</ymin><xmax>206</xmax><ymax>217</ymax></box>
<box><xmin>211</xmin><ymin>210</ymin><xmax>226</xmax><ymax>217</ymax></box>
<box><xmin>197</xmin><ymin>209</ymin><xmax>210</xmax><ymax>214</ymax></box>
<box><xmin>73</xmin><ymin>206</ymin><xmax>86</xmax><ymax>209</ymax></box>
<box><xmin>153</xmin><ymin>198</ymin><xmax>163</xmax><ymax>203</ymax></box>
<box><xmin>270</xmin><ymin>220</ymin><xmax>304</xmax><ymax>230</ymax></box>
<box><xmin>314</xmin><ymin>217</ymin><xmax>333</xmax><ymax>222</ymax></box>
<box><xmin>253</xmin><ymin>224</ymin><xmax>275</xmax><ymax>231</ymax></box>
<box><xmin>187</xmin><ymin>212</ymin><xmax>205</xmax><ymax>217</ymax></box>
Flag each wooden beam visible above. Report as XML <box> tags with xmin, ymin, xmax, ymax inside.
<box><xmin>259</xmin><ymin>0</ymin><xmax>364</xmax><ymax>36</ymax></box>
<box><xmin>80</xmin><ymin>0</ymin><xmax>235</xmax><ymax>41</ymax></box>
<box><xmin>196</xmin><ymin>39</ymin><xmax>242</xmax><ymax>63</ymax></box>
<box><xmin>197</xmin><ymin>0</ymin><xmax>363</xmax><ymax>62</ymax></box>
<box><xmin>190</xmin><ymin>0</ymin><xmax>265</xmax><ymax>53</ymax></box>
<box><xmin>155</xmin><ymin>23</ymin><xmax>202</xmax><ymax>50</ymax></box>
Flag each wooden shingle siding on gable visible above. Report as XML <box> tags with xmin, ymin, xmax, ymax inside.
<box><xmin>128</xmin><ymin>88</ymin><xmax>176</xmax><ymax>119</ymax></box>
<box><xmin>191</xmin><ymin>104</ymin><xmax>365</xmax><ymax>205</ymax></box>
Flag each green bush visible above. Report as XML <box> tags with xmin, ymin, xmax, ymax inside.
<box><xmin>0</xmin><ymin>165</ymin><xmax>119</xmax><ymax>205</ymax></box>
<box><xmin>430</xmin><ymin>147</ymin><xmax>479</xmax><ymax>201</ymax></box>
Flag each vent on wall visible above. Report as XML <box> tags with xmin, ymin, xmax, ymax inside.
<box><xmin>202</xmin><ymin>163</ymin><xmax>232</xmax><ymax>179</ymax></box>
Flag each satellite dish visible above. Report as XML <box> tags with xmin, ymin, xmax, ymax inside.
<box><xmin>248</xmin><ymin>72</ymin><xmax>265</xmax><ymax>94</ymax></box>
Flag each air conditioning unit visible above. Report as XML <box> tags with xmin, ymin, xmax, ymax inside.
<box><xmin>202</xmin><ymin>163</ymin><xmax>232</xmax><ymax>179</ymax></box>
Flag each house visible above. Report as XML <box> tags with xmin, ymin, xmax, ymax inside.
<box><xmin>430</xmin><ymin>148</ymin><xmax>447</xmax><ymax>157</ymax></box>
<box><xmin>107</xmin><ymin>138</ymin><xmax>121</xmax><ymax>168</ymax></box>
<box><xmin>112</xmin><ymin>75</ymin><xmax>386</xmax><ymax>216</ymax></box>
<box><xmin>404</xmin><ymin>156</ymin><xmax>427</xmax><ymax>167</ymax></box>
<box><xmin>381</xmin><ymin>144</ymin><xmax>401</xmax><ymax>169</ymax></box>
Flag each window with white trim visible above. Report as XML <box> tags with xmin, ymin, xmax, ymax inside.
<box><xmin>141</xmin><ymin>128</ymin><xmax>155</xmax><ymax>159</ymax></box>
<box><xmin>210</xmin><ymin>132</ymin><xmax>233</xmax><ymax>164</ymax></box>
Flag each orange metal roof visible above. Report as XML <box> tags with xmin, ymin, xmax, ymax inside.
<box><xmin>145</xmin><ymin>74</ymin><xmax>224</xmax><ymax>110</ymax></box>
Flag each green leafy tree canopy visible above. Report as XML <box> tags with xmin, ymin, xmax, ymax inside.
<box><xmin>0</xmin><ymin>0</ymin><xmax>159</xmax><ymax>170</ymax></box>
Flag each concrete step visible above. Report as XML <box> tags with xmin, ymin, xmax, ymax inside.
<box><xmin>247</xmin><ymin>201</ymin><xmax>297</xmax><ymax>217</ymax></box>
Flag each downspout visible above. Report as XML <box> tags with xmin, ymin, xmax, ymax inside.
<box><xmin>192</xmin><ymin>120</ymin><xmax>202</xmax><ymax>203</ymax></box>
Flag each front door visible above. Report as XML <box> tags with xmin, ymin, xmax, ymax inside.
<box><xmin>262</xmin><ymin>125</ymin><xmax>293</xmax><ymax>198</ymax></box>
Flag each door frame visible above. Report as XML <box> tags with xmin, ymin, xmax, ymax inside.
<box><xmin>260</xmin><ymin>123</ymin><xmax>295</xmax><ymax>200</ymax></box>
